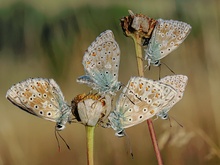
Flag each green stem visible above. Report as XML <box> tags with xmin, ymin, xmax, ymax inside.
<box><xmin>132</xmin><ymin>34</ymin><xmax>144</xmax><ymax>77</ymax></box>
<box><xmin>86</xmin><ymin>126</ymin><xmax>95</xmax><ymax>165</ymax></box>
<box><xmin>131</xmin><ymin>33</ymin><xmax>163</xmax><ymax>165</ymax></box>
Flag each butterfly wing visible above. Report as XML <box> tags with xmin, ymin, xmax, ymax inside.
<box><xmin>145</xmin><ymin>19</ymin><xmax>191</xmax><ymax>65</ymax></box>
<box><xmin>109</xmin><ymin>77</ymin><xmax>177</xmax><ymax>134</ymax></box>
<box><xmin>157</xmin><ymin>75</ymin><xmax>188</xmax><ymax>118</ymax></box>
<box><xmin>77</xmin><ymin>30</ymin><xmax>121</xmax><ymax>94</ymax></box>
<box><xmin>6</xmin><ymin>78</ymin><xmax>70</xmax><ymax>123</ymax></box>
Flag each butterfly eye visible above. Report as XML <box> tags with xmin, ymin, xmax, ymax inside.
<box><xmin>118</xmin><ymin>84</ymin><xmax>122</xmax><ymax>90</ymax></box>
<box><xmin>161</xmin><ymin>114</ymin><xmax>168</xmax><ymax>120</ymax></box>
<box><xmin>56</xmin><ymin>124</ymin><xmax>65</xmax><ymax>131</ymax></box>
<box><xmin>115</xmin><ymin>130</ymin><xmax>125</xmax><ymax>137</ymax></box>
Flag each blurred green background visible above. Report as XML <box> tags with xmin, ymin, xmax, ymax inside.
<box><xmin>1</xmin><ymin>0</ymin><xmax>220</xmax><ymax>164</ymax></box>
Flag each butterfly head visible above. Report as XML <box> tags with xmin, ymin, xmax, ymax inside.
<box><xmin>113</xmin><ymin>82</ymin><xmax>123</xmax><ymax>93</ymax></box>
<box><xmin>160</xmin><ymin>113</ymin><xmax>168</xmax><ymax>120</ymax></box>
<box><xmin>152</xmin><ymin>60</ymin><xmax>161</xmax><ymax>67</ymax></box>
<box><xmin>115</xmin><ymin>130</ymin><xmax>126</xmax><ymax>137</ymax></box>
<box><xmin>55</xmin><ymin>105</ymin><xmax>72</xmax><ymax>131</ymax></box>
<box><xmin>55</xmin><ymin>123</ymin><xmax>66</xmax><ymax>131</ymax></box>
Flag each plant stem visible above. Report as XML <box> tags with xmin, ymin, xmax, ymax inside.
<box><xmin>133</xmin><ymin>34</ymin><xmax>144</xmax><ymax>77</ymax></box>
<box><xmin>86</xmin><ymin>126</ymin><xmax>95</xmax><ymax>165</ymax></box>
<box><xmin>132</xmin><ymin>34</ymin><xmax>163</xmax><ymax>165</ymax></box>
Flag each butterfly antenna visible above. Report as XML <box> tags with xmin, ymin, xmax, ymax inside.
<box><xmin>169</xmin><ymin>116</ymin><xmax>183</xmax><ymax>128</ymax></box>
<box><xmin>124</xmin><ymin>131</ymin><xmax>134</xmax><ymax>159</ymax></box>
<box><xmin>161</xmin><ymin>62</ymin><xmax>175</xmax><ymax>74</ymax></box>
<box><xmin>55</xmin><ymin>129</ymin><xmax>61</xmax><ymax>152</ymax></box>
<box><xmin>158</xmin><ymin>64</ymin><xmax>161</xmax><ymax>80</ymax></box>
<box><xmin>54</xmin><ymin>127</ymin><xmax>71</xmax><ymax>151</ymax></box>
<box><xmin>57</xmin><ymin>131</ymin><xmax>71</xmax><ymax>150</ymax></box>
<box><xmin>168</xmin><ymin>116</ymin><xmax>172</xmax><ymax>128</ymax></box>
<box><xmin>125</xmin><ymin>94</ymin><xmax>135</xmax><ymax>105</ymax></box>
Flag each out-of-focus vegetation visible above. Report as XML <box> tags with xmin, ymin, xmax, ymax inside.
<box><xmin>0</xmin><ymin>0</ymin><xmax>220</xmax><ymax>165</ymax></box>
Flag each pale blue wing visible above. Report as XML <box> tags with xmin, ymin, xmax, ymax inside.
<box><xmin>157</xmin><ymin>75</ymin><xmax>188</xmax><ymax>119</ymax></box>
<box><xmin>77</xmin><ymin>30</ymin><xmax>121</xmax><ymax>94</ymax></box>
<box><xmin>145</xmin><ymin>19</ymin><xmax>191</xmax><ymax>65</ymax></box>
<box><xmin>109</xmin><ymin>76</ymin><xmax>177</xmax><ymax>136</ymax></box>
<box><xmin>6</xmin><ymin>78</ymin><xmax>71</xmax><ymax>130</ymax></box>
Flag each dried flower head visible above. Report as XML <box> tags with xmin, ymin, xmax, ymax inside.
<box><xmin>120</xmin><ymin>10</ymin><xmax>157</xmax><ymax>41</ymax></box>
<box><xmin>71</xmin><ymin>93</ymin><xmax>112</xmax><ymax>127</ymax></box>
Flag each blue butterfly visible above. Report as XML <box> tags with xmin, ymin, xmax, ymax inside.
<box><xmin>6</xmin><ymin>78</ymin><xmax>72</xmax><ymax>131</ymax></box>
<box><xmin>108</xmin><ymin>75</ymin><xmax>187</xmax><ymax>137</ymax></box>
<box><xmin>77</xmin><ymin>30</ymin><xmax>121</xmax><ymax>95</ymax></box>
<box><xmin>145</xmin><ymin>19</ymin><xmax>192</xmax><ymax>68</ymax></box>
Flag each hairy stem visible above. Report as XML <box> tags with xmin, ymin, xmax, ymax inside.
<box><xmin>132</xmin><ymin>34</ymin><xmax>163</xmax><ymax>165</ymax></box>
<box><xmin>86</xmin><ymin>126</ymin><xmax>95</xmax><ymax>165</ymax></box>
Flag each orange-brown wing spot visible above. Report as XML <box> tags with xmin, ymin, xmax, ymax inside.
<box><xmin>37</xmin><ymin>83</ymin><xmax>47</xmax><ymax>94</ymax></box>
<box><xmin>139</xmin><ymin>83</ymin><xmax>143</xmax><ymax>89</ymax></box>
<box><xmin>150</xmin><ymin>110</ymin><xmax>155</xmax><ymax>114</ymax></box>
<box><xmin>92</xmin><ymin>52</ymin><xmax>96</xmax><ymax>56</ymax></box>
<box><xmin>130</xmin><ymin>82</ymin><xmax>134</xmax><ymax>87</ymax></box>
<box><xmin>36</xmin><ymin>82</ymin><xmax>40</xmax><ymax>86</ymax></box>
<box><xmin>24</xmin><ymin>90</ymin><xmax>33</xmax><ymax>98</ymax></box>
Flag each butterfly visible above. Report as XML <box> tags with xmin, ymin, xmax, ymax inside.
<box><xmin>144</xmin><ymin>19</ymin><xmax>192</xmax><ymax>68</ymax></box>
<box><xmin>77</xmin><ymin>30</ymin><xmax>121</xmax><ymax>95</ymax></box>
<box><xmin>6</xmin><ymin>78</ymin><xmax>72</xmax><ymax>131</ymax></box>
<box><xmin>108</xmin><ymin>75</ymin><xmax>188</xmax><ymax>137</ymax></box>
<box><xmin>157</xmin><ymin>75</ymin><xmax>188</xmax><ymax>119</ymax></box>
<box><xmin>71</xmin><ymin>93</ymin><xmax>112</xmax><ymax>127</ymax></box>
